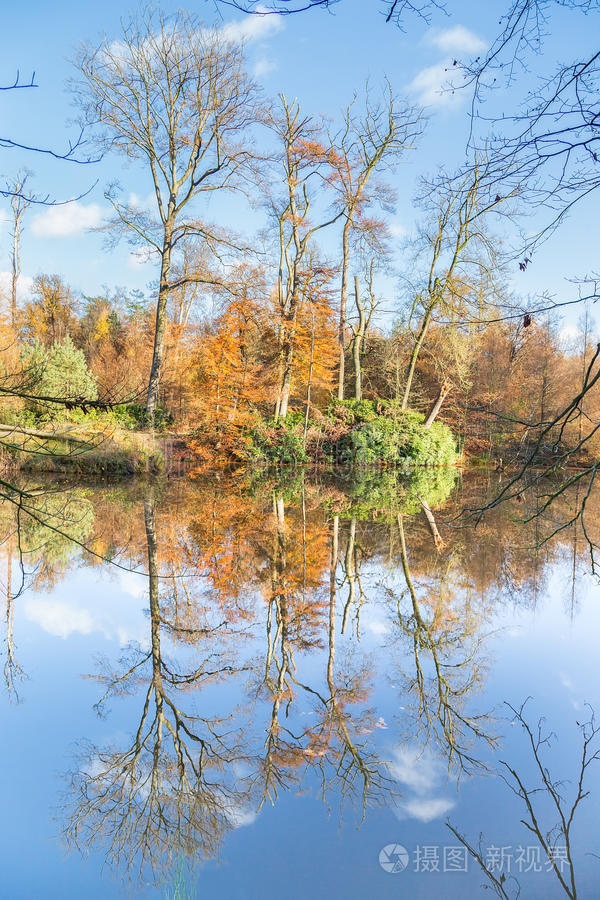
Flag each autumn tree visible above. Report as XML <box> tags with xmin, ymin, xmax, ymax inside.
<box><xmin>74</xmin><ymin>7</ymin><xmax>260</xmax><ymax>420</ymax></box>
<box><xmin>267</xmin><ymin>95</ymin><xmax>342</xmax><ymax>420</ymax></box>
<box><xmin>21</xmin><ymin>274</ymin><xmax>78</xmax><ymax>346</ymax></box>
<box><xmin>289</xmin><ymin>258</ymin><xmax>338</xmax><ymax>429</ymax></box>
<box><xmin>401</xmin><ymin>158</ymin><xmax>514</xmax><ymax>413</ymax></box>
<box><xmin>191</xmin><ymin>264</ymin><xmax>270</xmax><ymax>442</ymax></box>
<box><xmin>330</xmin><ymin>81</ymin><xmax>421</xmax><ymax>399</ymax></box>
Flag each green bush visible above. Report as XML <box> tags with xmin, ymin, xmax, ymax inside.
<box><xmin>238</xmin><ymin>398</ymin><xmax>458</xmax><ymax>469</ymax></box>
<box><xmin>336</xmin><ymin>466</ymin><xmax>458</xmax><ymax>519</ymax></box>
<box><xmin>334</xmin><ymin>407</ymin><xmax>457</xmax><ymax>468</ymax></box>
<box><xmin>247</xmin><ymin>420</ymin><xmax>308</xmax><ymax>465</ymax></box>
<box><xmin>20</xmin><ymin>337</ymin><xmax>97</xmax><ymax>419</ymax></box>
<box><xmin>112</xmin><ymin>402</ymin><xmax>173</xmax><ymax>432</ymax></box>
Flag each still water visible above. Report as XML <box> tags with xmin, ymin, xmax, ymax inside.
<box><xmin>1</xmin><ymin>469</ymin><xmax>599</xmax><ymax>898</ymax></box>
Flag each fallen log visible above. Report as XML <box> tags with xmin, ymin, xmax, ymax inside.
<box><xmin>0</xmin><ymin>425</ymin><xmax>88</xmax><ymax>445</ymax></box>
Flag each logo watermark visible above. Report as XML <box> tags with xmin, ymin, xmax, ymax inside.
<box><xmin>379</xmin><ymin>844</ymin><xmax>409</xmax><ymax>874</ymax></box>
<box><xmin>378</xmin><ymin>843</ymin><xmax>571</xmax><ymax>874</ymax></box>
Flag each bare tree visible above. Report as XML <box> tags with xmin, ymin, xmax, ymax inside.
<box><xmin>330</xmin><ymin>82</ymin><xmax>421</xmax><ymax>399</ymax></box>
<box><xmin>65</xmin><ymin>488</ymin><xmax>254</xmax><ymax>882</ymax></box>
<box><xmin>389</xmin><ymin>513</ymin><xmax>495</xmax><ymax>771</ymax></box>
<box><xmin>74</xmin><ymin>7</ymin><xmax>260</xmax><ymax>420</ymax></box>
<box><xmin>4</xmin><ymin>170</ymin><xmax>33</xmax><ymax>328</ymax></box>
<box><xmin>267</xmin><ymin>95</ymin><xmax>341</xmax><ymax>420</ymax></box>
<box><xmin>401</xmin><ymin>158</ymin><xmax>514</xmax><ymax>412</ymax></box>
<box><xmin>448</xmin><ymin>701</ymin><xmax>600</xmax><ymax>899</ymax></box>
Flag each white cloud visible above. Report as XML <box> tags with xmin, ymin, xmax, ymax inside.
<box><xmin>388</xmin><ymin>221</ymin><xmax>408</xmax><ymax>240</ymax></box>
<box><xmin>410</xmin><ymin>26</ymin><xmax>485</xmax><ymax>107</ymax></box>
<box><xmin>253</xmin><ymin>56</ymin><xmax>278</xmax><ymax>79</ymax></box>
<box><xmin>31</xmin><ymin>202</ymin><xmax>105</xmax><ymax>238</ymax></box>
<box><xmin>25</xmin><ymin>598</ymin><xmax>99</xmax><ymax>640</ymax></box>
<box><xmin>0</xmin><ymin>271</ymin><xmax>34</xmax><ymax>300</ymax></box>
<box><xmin>428</xmin><ymin>25</ymin><xmax>486</xmax><ymax>56</ymax></box>
<box><xmin>409</xmin><ymin>61</ymin><xmax>463</xmax><ymax>107</ymax></box>
<box><xmin>221</xmin><ymin>7</ymin><xmax>284</xmax><ymax>43</ymax></box>
<box><xmin>24</xmin><ymin>577</ymin><xmax>149</xmax><ymax>645</ymax></box>
<box><xmin>223</xmin><ymin>802</ymin><xmax>258</xmax><ymax>828</ymax></box>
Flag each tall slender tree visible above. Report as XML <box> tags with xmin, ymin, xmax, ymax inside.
<box><xmin>401</xmin><ymin>159</ymin><xmax>514</xmax><ymax>411</ymax></box>
<box><xmin>74</xmin><ymin>7</ymin><xmax>260</xmax><ymax>420</ymax></box>
<box><xmin>268</xmin><ymin>95</ymin><xmax>341</xmax><ymax>420</ymax></box>
<box><xmin>6</xmin><ymin>170</ymin><xmax>33</xmax><ymax>329</ymax></box>
<box><xmin>330</xmin><ymin>82</ymin><xmax>421</xmax><ymax>399</ymax></box>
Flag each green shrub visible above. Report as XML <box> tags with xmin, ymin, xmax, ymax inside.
<box><xmin>112</xmin><ymin>402</ymin><xmax>173</xmax><ymax>432</ymax></box>
<box><xmin>337</xmin><ymin>466</ymin><xmax>458</xmax><ymax>519</ymax></box>
<box><xmin>247</xmin><ymin>420</ymin><xmax>308</xmax><ymax>465</ymax></box>
<box><xmin>238</xmin><ymin>398</ymin><xmax>457</xmax><ymax>469</ymax></box>
<box><xmin>333</xmin><ymin>406</ymin><xmax>457</xmax><ymax>468</ymax></box>
<box><xmin>20</xmin><ymin>337</ymin><xmax>97</xmax><ymax>419</ymax></box>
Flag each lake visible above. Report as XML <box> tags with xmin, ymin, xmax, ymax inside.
<box><xmin>1</xmin><ymin>469</ymin><xmax>599</xmax><ymax>898</ymax></box>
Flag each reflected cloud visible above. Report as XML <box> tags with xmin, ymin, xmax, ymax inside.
<box><xmin>389</xmin><ymin>746</ymin><xmax>456</xmax><ymax>822</ymax></box>
<box><xmin>400</xmin><ymin>796</ymin><xmax>455</xmax><ymax>823</ymax></box>
<box><xmin>389</xmin><ymin>746</ymin><xmax>444</xmax><ymax>793</ymax></box>
<box><xmin>24</xmin><ymin>580</ymin><xmax>148</xmax><ymax>645</ymax></box>
<box><xmin>223</xmin><ymin>803</ymin><xmax>258</xmax><ymax>829</ymax></box>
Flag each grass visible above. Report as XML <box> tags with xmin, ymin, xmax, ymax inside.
<box><xmin>1</xmin><ymin>425</ymin><xmax>164</xmax><ymax>476</ymax></box>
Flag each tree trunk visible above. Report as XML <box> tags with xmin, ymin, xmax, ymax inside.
<box><xmin>11</xmin><ymin>217</ymin><xmax>21</xmax><ymax>331</ymax></box>
<box><xmin>352</xmin><ymin>275</ymin><xmax>366</xmax><ymax>401</ymax></box>
<box><xmin>337</xmin><ymin>218</ymin><xmax>351</xmax><ymax>401</ymax></box>
<box><xmin>278</xmin><ymin>346</ymin><xmax>293</xmax><ymax>419</ymax></box>
<box><xmin>276</xmin><ymin>297</ymin><xmax>299</xmax><ymax>420</ymax></box>
<box><xmin>401</xmin><ymin>300</ymin><xmax>435</xmax><ymax>411</ymax></box>
<box><xmin>146</xmin><ymin>222</ymin><xmax>174</xmax><ymax>420</ymax></box>
<box><xmin>0</xmin><ymin>425</ymin><xmax>88</xmax><ymax>444</ymax></box>
<box><xmin>144</xmin><ymin>489</ymin><xmax>164</xmax><ymax>699</ymax></box>
<box><xmin>420</xmin><ymin>499</ymin><xmax>444</xmax><ymax>549</ymax></box>
<box><xmin>303</xmin><ymin>305</ymin><xmax>316</xmax><ymax>445</ymax></box>
<box><xmin>424</xmin><ymin>380</ymin><xmax>451</xmax><ymax>429</ymax></box>
<box><xmin>328</xmin><ymin>515</ymin><xmax>339</xmax><ymax>686</ymax></box>
<box><xmin>341</xmin><ymin>516</ymin><xmax>356</xmax><ymax>634</ymax></box>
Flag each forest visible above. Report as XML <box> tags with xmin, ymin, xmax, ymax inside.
<box><xmin>1</xmin><ymin>4</ymin><xmax>598</xmax><ymax>488</ymax></box>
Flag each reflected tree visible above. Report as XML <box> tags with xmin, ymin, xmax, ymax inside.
<box><xmin>388</xmin><ymin>512</ymin><xmax>495</xmax><ymax>771</ymax></box>
<box><xmin>254</xmin><ymin>502</ymin><xmax>392</xmax><ymax>813</ymax></box>
<box><xmin>448</xmin><ymin>701</ymin><xmax>600</xmax><ymax>899</ymax></box>
<box><xmin>64</xmin><ymin>487</ymin><xmax>255</xmax><ymax>882</ymax></box>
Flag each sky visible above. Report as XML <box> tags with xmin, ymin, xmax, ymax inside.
<box><xmin>0</xmin><ymin>0</ymin><xmax>597</xmax><ymax>336</ymax></box>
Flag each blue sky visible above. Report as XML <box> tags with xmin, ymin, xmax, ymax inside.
<box><xmin>0</xmin><ymin>0</ymin><xmax>596</xmax><ymax>335</ymax></box>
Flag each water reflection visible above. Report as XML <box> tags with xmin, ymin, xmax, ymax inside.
<box><xmin>447</xmin><ymin>700</ymin><xmax>600</xmax><ymax>899</ymax></box>
<box><xmin>388</xmin><ymin>512</ymin><xmax>494</xmax><ymax>772</ymax></box>
<box><xmin>65</xmin><ymin>487</ymin><xmax>254</xmax><ymax>879</ymax></box>
<box><xmin>0</xmin><ymin>469</ymin><xmax>599</xmax><ymax>895</ymax></box>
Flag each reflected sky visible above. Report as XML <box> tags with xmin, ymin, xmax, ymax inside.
<box><xmin>1</xmin><ymin>473</ymin><xmax>599</xmax><ymax>899</ymax></box>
